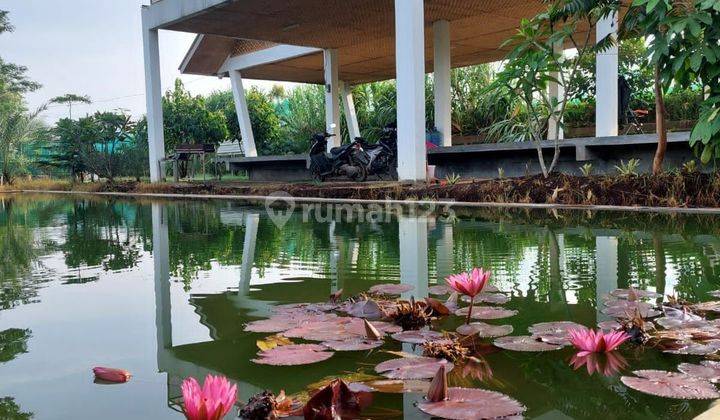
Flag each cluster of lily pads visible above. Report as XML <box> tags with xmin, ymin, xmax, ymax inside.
<box><xmin>233</xmin><ymin>275</ymin><xmax>720</xmax><ymax>418</ymax></box>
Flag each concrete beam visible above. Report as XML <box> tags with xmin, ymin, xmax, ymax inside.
<box><xmin>433</xmin><ymin>21</ymin><xmax>452</xmax><ymax>147</ymax></box>
<box><xmin>340</xmin><ymin>82</ymin><xmax>361</xmax><ymax>141</ymax></box>
<box><xmin>141</xmin><ymin>0</ymin><xmax>230</xmax><ymax>30</ymax></box>
<box><xmin>596</xmin><ymin>13</ymin><xmax>619</xmax><ymax>137</ymax></box>
<box><xmin>395</xmin><ymin>0</ymin><xmax>427</xmax><ymax>181</ymax></box>
<box><xmin>229</xmin><ymin>71</ymin><xmax>258</xmax><ymax>157</ymax></box>
<box><xmin>324</xmin><ymin>49</ymin><xmax>341</xmax><ymax>150</ymax></box>
<box><xmin>219</xmin><ymin>44</ymin><xmax>321</xmax><ymax>74</ymax></box>
<box><xmin>142</xmin><ymin>10</ymin><xmax>166</xmax><ymax>183</ymax></box>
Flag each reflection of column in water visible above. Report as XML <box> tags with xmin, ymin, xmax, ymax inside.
<box><xmin>399</xmin><ymin>214</ymin><xmax>429</xmax><ymax>300</ymax></box>
<box><xmin>328</xmin><ymin>221</ymin><xmax>340</xmax><ymax>294</ymax></box>
<box><xmin>653</xmin><ymin>233</ymin><xmax>666</xmax><ymax>304</ymax></box>
<box><xmin>548</xmin><ymin>231</ymin><xmax>567</xmax><ymax>308</ymax></box>
<box><xmin>435</xmin><ymin>222</ymin><xmax>454</xmax><ymax>284</ymax></box>
<box><xmin>152</xmin><ymin>203</ymin><xmax>171</xmax><ymax>352</ymax></box>
<box><xmin>557</xmin><ymin>233</ymin><xmax>566</xmax><ymax>272</ymax></box>
<box><xmin>596</xmin><ymin>236</ymin><xmax>619</xmax><ymax>323</ymax></box>
<box><xmin>239</xmin><ymin>213</ymin><xmax>259</xmax><ymax>295</ymax></box>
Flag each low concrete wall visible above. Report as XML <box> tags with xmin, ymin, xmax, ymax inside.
<box><xmin>218</xmin><ymin>132</ymin><xmax>695</xmax><ymax>181</ymax></box>
<box><xmin>429</xmin><ymin>132</ymin><xmax>694</xmax><ymax>179</ymax></box>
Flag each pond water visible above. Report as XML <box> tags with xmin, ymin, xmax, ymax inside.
<box><xmin>1</xmin><ymin>194</ymin><xmax>719</xmax><ymax>419</ymax></box>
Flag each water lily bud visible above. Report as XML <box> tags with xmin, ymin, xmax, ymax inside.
<box><xmin>426</xmin><ymin>365</ymin><xmax>448</xmax><ymax>403</ymax></box>
<box><xmin>363</xmin><ymin>319</ymin><xmax>382</xmax><ymax>341</ymax></box>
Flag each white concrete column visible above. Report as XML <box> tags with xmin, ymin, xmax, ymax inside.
<box><xmin>596</xmin><ymin>13</ymin><xmax>619</xmax><ymax>137</ymax></box>
<box><xmin>548</xmin><ymin>42</ymin><xmax>565</xmax><ymax>141</ymax></box>
<box><xmin>596</xmin><ymin>236</ymin><xmax>618</xmax><ymax>322</ymax></box>
<box><xmin>229</xmin><ymin>71</ymin><xmax>258</xmax><ymax>157</ymax></box>
<box><xmin>142</xmin><ymin>11</ymin><xmax>165</xmax><ymax>183</ymax></box>
<box><xmin>395</xmin><ymin>0</ymin><xmax>427</xmax><ymax>181</ymax></box>
<box><xmin>433</xmin><ymin>20</ymin><xmax>452</xmax><ymax>147</ymax></box>
<box><xmin>399</xmin><ymin>214</ymin><xmax>429</xmax><ymax>300</ymax></box>
<box><xmin>239</xmin><ymin>212</ymin><xmax>259</xmax><ymax>295</ymax></box>
<box><xmin>324</xmin><ymin>49</ymin><xmax>341</xmax><ymax>150</ymax></box>
<box><xmin>340</xmin><ymin>82</ymin><xmax>361</xmax><ymax>141</ymax></box>
<box><xmin>152</xmin><ymin>203</ymin><xmax>171</xmax><ymax>350</ymax></box>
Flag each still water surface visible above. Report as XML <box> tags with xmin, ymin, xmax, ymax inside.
<box><xmin>1</xmin><ymin>194</ymin><xmax>720</xmax><ymax>419</ymax></box>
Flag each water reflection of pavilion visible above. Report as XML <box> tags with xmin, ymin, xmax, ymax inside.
<box><xmin>151</xmin><ymin>203</ymin><xmax>715</xmax><ymax>416</ymax></box>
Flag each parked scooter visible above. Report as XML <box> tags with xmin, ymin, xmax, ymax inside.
<box><xmin>307</xmin><ymin>132</ymin><xmax>369</xmax><ymax>182</ymax></box>
<box><xmin>352</xmin><ymin>123</ymin><xmax>398</xmax><ymax>180</ymax></box>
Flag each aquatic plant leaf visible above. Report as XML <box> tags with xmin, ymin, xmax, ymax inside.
<box><xmin>597</xmin><ymin>320</ymin><xmax>622</xmax><ymax>331</ymax></box>
<box><xmin>678</xmin><ymin>361</ymin><xmax>720</xmax><ymax>383</ymax></box>
<box><xmin>692</xmin><ymin>301</ymin><xmax>720</xmax><ymax>313</ymax></box>
<box><xmin>429</xmin><ymin>285</ymin><xmax>451</xmax><ymax>295</ymax></box>
<box><xmin>417</xmin><ymin>387</ymin><xmax>526</xmax><ymax>420</ymax></box>
<box><xmin>245</xmin><ymin>313</ymin><xmax>338</xmax><ymax>333</ymax></box>
<box><xmin>602</xmin><ymin>300</ymin><xmax>661</xmax><ymax>318</ymax></box>
<box><xmin>425</xmin><ymin>297</ymin><xmax>451</xmax><ymax>316</ymax></box>
<box><xmin>342</xmin><ymin>299</ymin><xmax>384</xmax><ymax>320</ymax></box>
<box><xmin>302</xmin><ymin>379</ymin><xmax>371</xmax><ymax>420</ymax></box>
<box><xmin>528</xmin><ymin>321</ymin><xmax>587</xmax><ymax>346</ymax></box>
<box><xmin>621</xmin><ymin>370</ymin><xmax>720</xmax><ymax>399</ymax></box>
<box><xmin>455</xmin><ymin>306</ymin><xmax>518</xmax><ymax>320</ymax></box>
<box><xmin>663</xmin><ymin>340</ymin><xmax>720</xmax><ymax>356</ymax></box>
<box><xmin>368</xmin><ymin>283</ymin><xmax>414</xmax><ymax>295</ymax></box>
<box><xmin>282</xmin><ymin>317</ymin><xmax>399</xmax><ymax>342</ymax></box>
<box><xmin>391</xmin><ymin>330</ymin><xmax>443</xmax><ymax>344</ymax></box>
<box><xmin>256</xmin><ymin>334</ymin><xmax>294</xmax><ymax>351</ymax></box>
<box><xmin>493</xmin><ymin>336</ymin><xmax>564</xmax><ymax>352</ymax></box>
<box><xmin>456</xmin><ymin>322</ymin><xmax>513</xmax><ymax>338</ymax></box>
<box><xmin>610</xmin><ymin>288</ymin><xmax>661</xmax><ymax>299</ymax></box>
<box><xmin>655</xmin><ymin>307</ymin><xmax>707</xmax><ymax>330</ymax></box>
<box><xmin>252</xmin><ymin>344</ymin><xmax>334</xmax><ymax>366</ymax></box>
<box><xmin>364</xmin><ymin>379</ymin><xmax>430</xmax><ymax>394</ymax></box>
<box><xmin>375</xmin><ymin>357</ymin><xmax>453</xmax><ymax>379</ymax></box>
<box><xmin>462</xmin><ymin>293</ymin><xmax>509</xmax><ymax>305</ymax></box>
<box><xmin>321</xmin><ymin>339</ymin><xmax>384</xmax><ymax>352</ymax></box>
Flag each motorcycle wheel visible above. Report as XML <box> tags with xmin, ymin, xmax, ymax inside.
<box><xmin>309</xmin><ymin>163</ymin><xmax>325</xmax><ymax>182</ymax></box>
<box><xmin>349</xmin><ymin>164</ymin><xmax>367</xmax><ymax>182</ymax></box>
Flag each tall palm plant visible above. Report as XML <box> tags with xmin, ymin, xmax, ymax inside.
<box><xmin>0</xmin><ymin>104</ymin><xmax>45</xmax><ymax>185</ymax></box>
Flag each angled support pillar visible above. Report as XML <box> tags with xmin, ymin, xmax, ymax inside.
<box><xmin>395</xmin><ymin>0</ymin><xmax>427</xmax><ymax>181</ymax></box>
<box><xmin>142</xmin><ymin>9</ymin><xmax>166</xmax><ymax>182</ymax></box>
<box><xmin>433</xmin><ymin>20</ymin><xmax>452</xmax><ymax>147</ymax></box>
<box><xmin>596</xmin><ymin>13</ymin><xmax>619</xmax><ymax>137</ymax></box>
<box><xmin>548</xmin><ymin>42</ymin><xmax>565</xmax><ymax>141</ymax></box>
<box><xmin>340</xmin><ymin>82</ymin><xmax>361</xmax><ymax>141</ymax></box>
<box><xmin>324</xmin><ymin>49</ymin><xmax>341</xmax><ymax>151</ymax></box>
<box><xmin>229</xmin><ymin>71</ymin><xmax>258</xmax><ymax>157</ymax></box>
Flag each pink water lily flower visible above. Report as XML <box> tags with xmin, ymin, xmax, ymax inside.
<box><xmin>182</xmin><ymin>374</ymin><xmax>237</xmax><ymax>420</ymax></box>
<box><xmin>446</xmin><ymin>268</ymin><xmax>492</xmax><ymax>324</ymax></box>
<box><xmin>569</xmin><ymin>329</ymin><xmax>630</xmax><ymax>357</ymax></box>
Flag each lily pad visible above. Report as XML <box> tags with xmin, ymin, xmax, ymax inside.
<box><xmin>462</xmin><ymin>293</ymin><xmax>510</xmax><ymax>305</ymax></box>
<box><xmin>417</xmin><ymin>387</ymin><xmax>526</xmax><ymax>420</ymax></box>
<box><xmin>455</xmin><ymin>306</ymin><xmax>518</xmax><ymax>320</ymax></box>
<box><xmin>321</xmin><ymin>339</ymin><xmax>384</xmax><ymax>352</ymax></box>
<box><xmin>621</xmin><ymin>370</ymin><xmax>720</xmax><ymax>399</ymax></box>
<box><xmin>655</xmin><ymin>307</ymin><xmax>707</xmax><ymax>330</ymax></box>
<box><xmin>456</xmin><ymin>322</ymin><xmax>513</xmax><ymax>338</ymax></box>
<box><xmin>493</xmin><ymin>336</ymin><xmax>564</xmax><ymax>352</ymax></box>
<box><xmin>375</xmin><ymin>357</ymin><xmax>453</xmax><ymax>379</ymax></box>
<box><xmin>342</xmin><ymin>299</ymin><xmax>385</xmax><ymax>319</ymax></box>
<box><xmin>602</xmin><ymin>300</ymin><xmax>661</xmax><ymax>319</ymax></box>
<box><xmin>692</xmin><ymin>301</ymin><xmax>720</xmax><ymax>313</ymax></box>
<box><xmin>528</xmin><ymin>321</ymin><xmax>587</xmax><ymax>346</ymax></box>
<box><xmin>610</xmin><ymin>288</ymin><xmax>661</xmax><ymax>299</ymax></box>
<box><xmin>663</xmin><ymin>340</ymin><xmax>720</xmax><ymax>356</ymax></box>
<box><xmin>597</xmin><ymin>320</ymin><xmax>622</xmax><ymax>331</ymax></box>
<box><xmin>678</xmin><ymin>361</ymin><xmax>720</xmax><ymax>383</ymax></box>
<box><xmin>369</xmin><ymin>284</ymin><xmax>414</xmax><ymax>295</ymax></box>
<box><xmin>391</xmin><ymin>330</ymin><xmax>444</xmax><ymax>344</ymax></box>
<box><xmin>245</xmin><ymin>313</ymin><xmax>338</xmax><ymax>333</ymax></box>
<box><xmin>428</xmin><ymin>285</ymin><xmax>451</xmax><ymax>295</ymax></box>
<box><xmin>253</xmin><ymin>344</ymin><xmax>334</xmax><ymax>366</ymax></box>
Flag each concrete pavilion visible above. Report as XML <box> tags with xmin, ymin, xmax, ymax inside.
<box><xmin>141</xmin><ymin>0</ymin><xmax>621</xmax><ymax>182</ymax></box>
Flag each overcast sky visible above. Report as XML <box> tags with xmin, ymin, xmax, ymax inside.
<box><xmin>0</xmin><ymin>0</ymin><xmax>289</xmax><ymax>123</ymax></box>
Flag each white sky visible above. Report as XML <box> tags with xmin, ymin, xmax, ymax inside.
<box><xmin>0</xmin><ymin>0</ymin><xmax>292</xmax><ymax>124</ymax></box>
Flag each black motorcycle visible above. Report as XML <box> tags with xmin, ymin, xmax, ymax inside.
<box><xmin>354</xmin><ymin>135</ymin><xmax>396</xmax><ymax>180</ymax></box>
<box><xmin>307</xmin><ymin>133</ymin><xmax>369</xmax><ymax>182</ymax></box>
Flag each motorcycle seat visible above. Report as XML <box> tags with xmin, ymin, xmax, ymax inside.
<box><xmin>330</xmin><ymin>146</ymin><xmax>348</xmax><ymax>156</ymax></box>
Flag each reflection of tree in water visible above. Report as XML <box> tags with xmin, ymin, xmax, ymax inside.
<box><xmin>0</xmin><ymin>328</ymin><xmax>31</xmax><ymax>363</ymax></box>
<box><xmin>0</xmin><ymin>397</ymin><xmax>33</xmax><ymax>420</ymax></box>
<box><xmin>61</xmin><ymin>200</ymin><xmax>144</xmax><ymax>272</ymax></box>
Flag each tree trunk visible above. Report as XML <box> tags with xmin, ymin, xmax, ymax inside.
<box><xmin>653</xmin><ymin>65</ymin><xmax>667</xmax><ymax>175</ymax></box>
